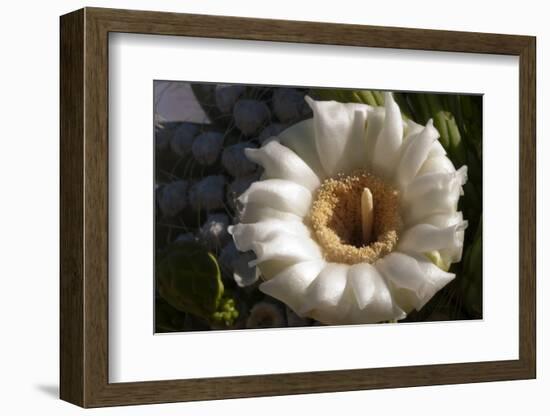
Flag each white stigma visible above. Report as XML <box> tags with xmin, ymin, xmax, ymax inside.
<box><xmin>361</xmin><ymin>187</ymin><xmax>374</xmax><ymax>244</ymax></box>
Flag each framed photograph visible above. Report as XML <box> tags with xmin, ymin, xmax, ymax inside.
<box><xmin>60</xmin><ymin>7</ymin><xmax>536</xmax><ymax>408</ymax></box>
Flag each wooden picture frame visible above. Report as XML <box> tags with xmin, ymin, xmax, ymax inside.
<box><xmin>60</xmin><ymin>7</ymin><xmax>536</xmax><ymax>408</ymax></box>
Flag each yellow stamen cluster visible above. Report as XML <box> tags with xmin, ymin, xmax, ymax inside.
<box><xmin>308</xmin><ymin>171</ymin><xmax>402</xmax><ymax>264</ymax></box>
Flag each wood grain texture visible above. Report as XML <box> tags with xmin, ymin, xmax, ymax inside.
<box><xmin>59</xmin><ymin>7</ymin><xmax>537</xmax><ymax>408</ymax></box>
<box><xmin>59</xmin><ymin>8</ymin><xmax>84</xmax><ymax>406</ymax></box>
<box><xmin>518</xmin><ymin>37</ymin><xmax>536</xmax><ymax>376</ymax></box>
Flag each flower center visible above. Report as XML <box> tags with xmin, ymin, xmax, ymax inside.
<box><xmin>308</xmin><ymin>171</ymin><xmax>402</xmax><ymax>265</ymax></box>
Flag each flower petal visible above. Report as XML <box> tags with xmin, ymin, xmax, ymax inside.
<box><xmin>371</xmin><ymin>92</ymin><xmax>404</xmax><ymax>179</ymax></box>
<box><xmin>401</xmin><ymin>166</ymin><xmax>467</xmax><ymax>224</ymax></box>
<box><xmin>395</xmin><ymin>120</ymin><xmax>439</xmax><ymax>189</ymax></box>
<box><xmin>238</xmin><ymin>179</ymin><xmax>312</xmax><ymax>217</ymax></box>
<box><xmin>428</xmin><ymin>140</ymin><xmax>447</xmax><ymax>157</ymax></box>
<box><xmin>248</xmin><ymin>233</ymin><xmax>323</xmax><ymax>268</ymax></box>
<box><xmin>418</xmin><ymin>212</ymin><xmax>467</xmax><ymax>265</ymax></box>
<box><xmin>237</xmin><ymin>203</ymin><xmax>303</xmax><ymax>224</ymax></box>
<box><xmin>420</xmin><ymin>211</ymin><xmax>464</xmax><ymax>228</ymax></box>
<box><xmin>299</xmin><ymin>263</ymin><xmax>351</xmax><ymax>324</ymax></box>
<box><xmin>347</xmin><ymin>263</ymin><xmax>406</xmax><ymax>323</ymax></box>
<box><xmin>228</xmin><ymin>220</ymin><xmax>310</xmax><ymax>252</ymax></box>
<box><xmin>364</xmin><ymin>107</ymin><xmax>385</xmax><ymax>169</ymax></box>
<box><xmin>376</xmin><ymin>252</ymin><xmax>455</xmax><ymax>312</ymax></box>
<box><xmin>404</xmin><ymin>166</ymin><xmax>467</xmax><ymax>201</ymax></box>
<box><xmin>245</xmin><ymin>141</ymin><xmax>321</xmax><ymax>191</ymax></box>
<box><xmin>397</xmin><ymin>221</ymin><xmax>468</xmax><ymax>254</ymax></box>
<box><xmin>404</xmin><ymin>118</ymin><xmax>424</xmax><ymax>138</ymax></box>
<box><xmin>277</xmin><ymin>118</ymin><xmax>327</xmax><ymax>179</ymax></box>
<box><xmin>304</xmin><ymin>96</ymin><xmax>369</xmax><ymax>176</ymax></box>
<box><xmin>418</xmin><ymin>155</ymin><xmax>456</xmax><ymax>175</ymax></box>
<box><xmin>259</xmin><ymin>260</ymin><xmax>326</xmax><ymax>314</ymax></box>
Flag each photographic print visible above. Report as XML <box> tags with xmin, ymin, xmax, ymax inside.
<box><xmin>154</xmin><ymin>82</ymin><xmax>482</xmax><ymax>333</ymax></box>
<box><xmin>60</xmin><ymin>9</ymin><xmax>535</xmax><ymax>406</ymax></box>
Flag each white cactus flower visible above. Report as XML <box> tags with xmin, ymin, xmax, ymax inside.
<box><xmin>192</xmin><ymin>131</ymin><xmax>224</xmax><ymax>165</ymax></box>
<box><xmin>229</xmin><ymin>93</ymin><xmax>468</xmax><ymax>325</ymax></box>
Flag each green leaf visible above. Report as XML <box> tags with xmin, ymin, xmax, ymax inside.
<box><xmin>157</xmin><ymin>242</ymin><xmax>225</xmax><ymax>323</ymax></box>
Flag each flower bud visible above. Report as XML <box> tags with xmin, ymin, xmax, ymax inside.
<box><xmin>226</xmin><ymin>174</ymin><xmax>260</xmax><ymax>211</ymax></box>
<box><xmin>285</xmin><ymin>307</ymin><xmax>312</xmax><ymax>327</ymax></box>
<box><xmin>170</xmin><ymin>123</ymin><xmax>199</xmax><ymax>157</ymax></box>
<box><xmin>272</xmin><ymin>88</ymin><xmax>311</xmax><ymax>123</ymax></box>
<box><xmin>246</xmin><ymin>302</ymin><xmax>286</xmax><ymax>329</ymax></box>
<box><xmin>221</xmin><ymin>142</ymin><xmax>258</xmax><ymax>177</ymax></box>
<box><xmin>157</xmin><ymin>180</ymin><xmax>188</xmax><ymax>217</ymax></box>
<box><xmin>155</xmin><ymin>122</ymin><xmax>172</xmax><ymax>151</ymax></box>
<box><xmin>219</xmin><ymin>241</ymin><xmax>239</xmax><ymax>273</ymax></box>
<box><xmin>233</xmin><ymin>99</ymin><xmax>271</xmax><ymax>136</ymax></box>
<box><xmin>257</xmin><ymin>123</ymin><xmax>287</xmax><ymax>144</ymax></box>
<box><xmin>174</xmin><ymin>232</ymin><xmax>197</xmax><ymax>244</ymax></box>
<box><xmin>192</xmin><ymin>131</ymin><xmax>224</xmax><ymax>165</ymax></box>
<box><xmin>189</xmin><ymin>175</ymin><xmax>226</xmax><ymax>211</ymax></box>
<box><xmin>215</xmin><ymin>84</ymin><xmax>246</xmax><ymax>114</ymax></box>
<box><xmin>219</xmin><ymin>241</ymin><xmax>258</xmax><ymax>287</ymax></box>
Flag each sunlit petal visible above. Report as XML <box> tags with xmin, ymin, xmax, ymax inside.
<box><xmin>396</xmin><ymin>120</ymin><xmax>439</xmax><ymax>189</ymax></box>
<box><xmin>305</xmin><ymin>96</ymin><xmax>370</xmax><ymax>176</ymax></box>
<box><xmin>418</xmin><ymin>155</ymin><xmax>456</xmax><ymax>175</ymax></box>
<box><xmin>299</xmin><ymin>263</ymin><xmax>351</xmax><ymax>324</ymax></box>
<box><xmin>248</xmin><ymin>233</ymin><xmax>323</xmax><ymax>268</ymax></box>
<box><xmin>238</xmin><ymin>203</ymin><xmax>303</xmax><ymax>224</ymax></box>
<box><xmin>420</xmin><ymin>212</ymin><xmax>468</xmax><ymax>264</ymax></box>
<box><xmin>347</xmin><ymin>263</ymin><xmax>406</xmax><ymax>323</ymax></box>
<box><xmin>229</xmin><ymin>220</ymin><xmax>310</xmax><ymax>252</ymax></box>
<box><xmin>364</xmin><ymin>107</ymin><xmax>385</xmax><ymax>170</ymax></box>
<box><xmin>404</xmin><ymin>118</ymin><xmax>424</xmax><ymax>138</ymax></box>
<box><xmin>371</xmin><ymin>92</ymin><xmax>404</xmax><ymax>179</ymax></box>
<box><xmin>245</xmin><ymin>141</ymin><xmax>321</xmax><ymax>191</ymax></box>
<box><xmin>238</xmin><ymin>179</ymin><xmax>312</xmax><ymax>217</ymax></box>
<box><xmin>259</xmin><ymin>260</ymin><xmax>326</xmax><ymax>314</ymax></box>
<box><xmin>401</xmin><ymin>166</ymin><xmax>467</xmax><ymax>224</ymax></box>
<box><xmin>278</xmin><ymin>118</ymin><xmax>327</xmax><ymax>179</ymax></box>
<box><xmin>376</xmin><ymin>252</ymin><xmax>455</xmax><ymax>312</ymax></box>
<box><xmin>397</xmin><ymin>221</ymin><xmax>468</xmax><ymax>254</ymax></box>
